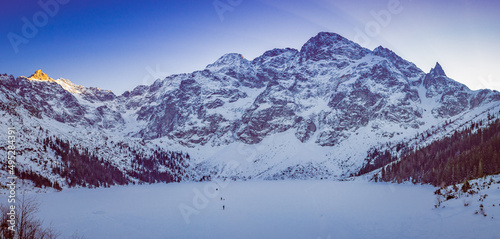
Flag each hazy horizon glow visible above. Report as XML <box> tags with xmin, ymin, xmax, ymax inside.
<box><xmin>1</xmin><ymin>0</ymin><xmax>500</xmax><ymax>94</ymax></box>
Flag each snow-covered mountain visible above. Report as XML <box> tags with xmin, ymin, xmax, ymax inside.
<box><xmin>1</xmin><ymin>32</ymin><xmax>500</xmax><ymax>187</ymax></box>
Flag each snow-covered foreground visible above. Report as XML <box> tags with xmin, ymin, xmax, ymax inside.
<box><xmin>4</xmin><ymin>180</ymin><xmax>500</xmax><ymax>239</ymax></box>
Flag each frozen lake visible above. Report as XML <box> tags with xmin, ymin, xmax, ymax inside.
<box><xmin>3</xmin><ymin>180</ymin><xmax>499</xmax><ymax>239</ymax></box>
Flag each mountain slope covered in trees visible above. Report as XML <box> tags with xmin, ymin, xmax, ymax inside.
<box><xmin>373</xmin><ymin>112</ymin><xmax>500</xmax><ymax>186</ymax></box>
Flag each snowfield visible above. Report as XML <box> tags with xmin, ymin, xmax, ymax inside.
<box><xmin>2</xmin><ymin>180</ymin><xmax>499</xmax><ymax>239</ymax></box>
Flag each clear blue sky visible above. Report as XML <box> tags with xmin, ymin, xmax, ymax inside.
<box><xmin>1</xmin><ymin>0</ymin><xmax>500</xmax><ymax>94</ymax></box>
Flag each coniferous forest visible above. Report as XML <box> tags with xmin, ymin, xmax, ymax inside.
<box><xmin>380</xmin><ymin>116</ymin><xmax>500</xmax><ymax>186</ymax></box>
<box><xmin>48</xmin><ymin>137</ymin><xmax>129</xmax><ymax>188</ymax></box>
<box><xmin>0</xmin><ymin>135</ymin><xmax>192</xmax><ymax>190</ymax></box>
<box><xmin>127</xmin><ymin>149</ymin><xmax>191</xmax><ymax>184</ymax></box>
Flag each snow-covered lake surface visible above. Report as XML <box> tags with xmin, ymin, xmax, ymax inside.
<box><xmin>3</xmin><ymin>180</ymin><xmax>499</xmax><ymax>239</ymax></box>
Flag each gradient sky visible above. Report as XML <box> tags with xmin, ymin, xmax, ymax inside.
<box><xmin>1</xmin><ymin>0</ymin><xmax>500</xmax><ymax>94</ymax></box>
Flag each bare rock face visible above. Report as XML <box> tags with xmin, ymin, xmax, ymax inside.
<box><xmin>295</xmin><ymin>118</ymin><xmax>316</xmax><ymax>143</ymax></box>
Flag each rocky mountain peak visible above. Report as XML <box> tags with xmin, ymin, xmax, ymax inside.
<box><xmin>206</xmin><ymin>53</ymin><xmax>249</xmax><ymax>71</ymax></box>
<box><xmin>304</xmin><ymin>32</ymin><xmax>348</xmax><ymax>46</ymax></box>
<box><xmin>373</xmin><ymin>46</ymin><xmax>397</xmax><ymax>59</ymax></box>
<box><xmin>429</xmin><ymin>62</ymin><xmax>446</xmax><ymax>77</ymax></box>
<box><xmin>28</xmin><ymin>69</ymin><xmax>54</xmax><ymax>81</ymax></box>
<box><xmin>300</xmin><ymin>32</ymin><xmax>370</xmax><ymax>61</ymax></box>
